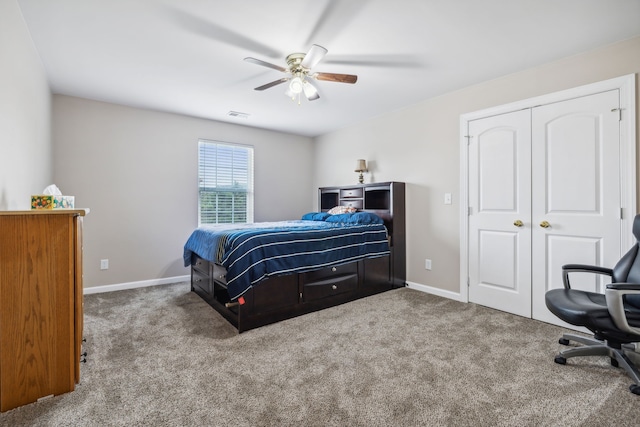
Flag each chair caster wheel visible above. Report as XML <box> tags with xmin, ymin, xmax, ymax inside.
<box><xmin>630</xmin><ymin>384</ymin><xmax>640</xmax><ymax>395</ymax></box>
<box><xmin>554</xmin><ymin>356</ymin><xmax>567</xmax><ymax>365</ymax></box>
<box><xmin>559</xmin><ymin>338</ymin><xmax>570</xmax><ymax>345</ymax></box>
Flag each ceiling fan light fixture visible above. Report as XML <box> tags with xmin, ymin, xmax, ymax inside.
<box><xmin>289</xmin><ymin>76</ymin><xmax>304</xmax><ymax>94</ymax></box>
<box><xmin>302</xmin><ymin>80</ymin><xmax>319</xmax><ymax>101</ymax></box>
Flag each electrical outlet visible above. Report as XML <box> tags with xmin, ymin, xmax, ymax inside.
<box><xmin>100</xmin><ymin>259</ymin><xmax>109</xmax><ymax>270</ymax></box>
<box><xmin>425</xmin><ymin>259</ymin><xmax>432</xmax><ymax>270</ymax></box>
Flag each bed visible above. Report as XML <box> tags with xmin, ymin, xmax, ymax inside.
<box><xmin>184</xmin><ymin>181</ymin><xmax>405</xmax><ymax>332</ymax></box>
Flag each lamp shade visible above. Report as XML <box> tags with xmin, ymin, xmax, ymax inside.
<box><xmin>355</xmin><ymin>159</ymin><xmax>367</xmax><ymax>172</ymax></box>
<box><xmin>289</xmin><ymin>77</ymin><xmax>304</xmax><ymax>94</ymax></box>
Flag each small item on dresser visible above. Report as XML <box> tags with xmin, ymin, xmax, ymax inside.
<box><xmin>31</xmin><ymin>184</ymin><xmax>75</xmax><ymax>209</ymax></box>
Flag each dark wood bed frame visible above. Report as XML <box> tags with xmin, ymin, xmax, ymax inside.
<box><xmin>190</xmin><ymin>181</ymin><xmax>406</xmax><ymax>332</ymax></box>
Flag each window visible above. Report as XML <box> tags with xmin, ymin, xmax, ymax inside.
<box><xmin>198</xmin><ymin>140</ymin><xmax>254</xmax><ymax>225</ymax></box>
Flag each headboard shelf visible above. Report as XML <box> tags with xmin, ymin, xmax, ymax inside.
<box><xmin>319</xmin><ymin>182</ymin><xmax>402</xmax><ymax>211</ymax></box>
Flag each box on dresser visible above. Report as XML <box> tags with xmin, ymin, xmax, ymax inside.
<box><xmin>30</xmin><ymin>194</ymin><xmax>75</xmax><ymax>209</ymax></box>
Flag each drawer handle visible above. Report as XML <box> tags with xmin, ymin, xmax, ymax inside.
<box><xmin>331</xmin><ymin>267</ymin><xmax>337</xmax><ymax>272</ymax></box>
<box><xmin>195</xmin><ymin>278</ymin><xmax>202</xmax><ymax>283</ymax></box>
<box><xmin>219</xmin><ymin>274</ymin><xmax>226</xmax><ymax>280</ymax></box>
<box><xmin>332</xmin><ymin>284</ymin><xmax>337</xmax><ymax>290</ymax></box>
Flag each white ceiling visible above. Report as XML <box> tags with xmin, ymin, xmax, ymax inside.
<box><xmin>17</xmin><ymin>0</ymin><xmax>640</xmax><ymax>137</ymax></box>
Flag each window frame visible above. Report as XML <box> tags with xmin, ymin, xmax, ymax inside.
<box><xmin>198</xmin><ymin>139</ymin><xmax>254</xmax><ymax>226</ymax></box>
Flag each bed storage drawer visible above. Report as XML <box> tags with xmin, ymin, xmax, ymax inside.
<box><xmin>212</xmin><ymin>263</ymin><xmax>228</xmax><ymax>286</ymax></box>
<box><xmin>301</xmin><ymin>263</ymin><xmax>358</xmax><ymax>283</ymax></box>
<box><xmin>192</xmin><ymin>269</ymin><xmax>211</xmax><ymax>296</ymax></box>
<box><xmin>192</xmin><ymin>255</ymin><xmax>211</xmax><ymax>276</ymax></box>
<box><xmin>302</xmin><ymin>274</ymin><xmax>358</xmax><ymax>302</ymax></box>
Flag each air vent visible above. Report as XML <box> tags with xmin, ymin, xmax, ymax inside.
<box><xmin>227</xmin><ymin>111</ymin><xmax>249</xmax><ymax>119</ymax></box>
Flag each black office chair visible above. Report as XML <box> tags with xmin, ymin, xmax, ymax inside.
<box><xmin>545</xmin><ymin>214</ymin><xmax>640</xmax><ymax>395</ymax></box>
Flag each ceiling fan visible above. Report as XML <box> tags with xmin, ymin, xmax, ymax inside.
<box><xmin>244</xmin><ymin>44</ymin><xmax>357</xmax><ymax>103</ymax></box>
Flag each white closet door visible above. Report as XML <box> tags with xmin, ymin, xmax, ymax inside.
<box><xmin>468</xmin><ymin>109</ymin><xmax>532</xmax><ymax>317</ymax></box>
<box><xmin>531</xmin><ymin>90</ymin><xmax>621</xmax><ymax>325</ymax></box>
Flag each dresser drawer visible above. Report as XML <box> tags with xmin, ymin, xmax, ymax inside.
<box><xmin>212</xmin><ymin>263</ymin><xmax>228</xmax><ymax>286</ymax></box>
<box><xmin>303</xmin><ymin>274</ymin><xmax>358</xmax><ymax>302</ymax></box>
<box><xmin>192</xmin><ymin>255</ymin><xmax>211</xmax><ymax>276</ymax></box>
<box><xmin>340</xmin><ymin>188</ymin><xmax>363</xmax><ymax>198</ymax></box>
<box><xmin>301</xmin><ymin>263</ymin><xmax>358</xmax><ymax>283</ymax></box>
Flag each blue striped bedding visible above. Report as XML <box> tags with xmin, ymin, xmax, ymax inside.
<box><xmin>183</xmin><ymin>220</ymin><xmax>390</xmax><ymax>300</ymax></box>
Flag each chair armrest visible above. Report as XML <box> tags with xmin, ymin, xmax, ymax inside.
<box><xmin>605</xmin><ymin>283</ymin><xmax>640</xmax><ymax>336</ymax></box>
<box><xmin>562</xmin><ymin>264</ymin><xmax>613</xmax><ymax>289</ymax></box>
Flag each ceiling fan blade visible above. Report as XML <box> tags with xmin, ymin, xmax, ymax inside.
<box><xmin>254</xmin><ymin>78</ymin><xmax>289</xmax><ymax>91</ymax></box>
<box><xmin>304</xmin><ymin>0</ymin><xmax>363</xmax><ymax>47</ymax></box>
<box><xmin>300</xmin><ymin>44</ymin><xmax>328</xmax><ymax>69</ymax></box>
<box><xmin>167</xmin><ymin>7</ymin><xmax>281</xmax><ymax>57</ymax></box>
<box><xmin>313</xmin><ymin>72</ymin><xmax>358</xmax><ymax>84</ymax></box>
<box><xmin>324</xmin><ymin>54</ymin><xmax>423</xmax><ymax>69</ymax></box>
<box><xmin>244</xmin><ymin>57</ymin><xmax>288</xmax><ymax>73</ymax></box>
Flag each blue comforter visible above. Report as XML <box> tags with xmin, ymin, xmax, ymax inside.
<box><xmin>183</xmin><ymin>220</ymin><xmax>390</xmax><ymax>300</ymax></box>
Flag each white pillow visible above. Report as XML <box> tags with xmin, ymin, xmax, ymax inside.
<box><xmin>327</xmin><ymin>205</ymin><xmax>357</xmax><ymax>215</ymax></box>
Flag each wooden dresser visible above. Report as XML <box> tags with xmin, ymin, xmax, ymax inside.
<box><xmin>0</xmin><ymin>209</ymin><xmax>88</xmax><ymax>412</ymax></box>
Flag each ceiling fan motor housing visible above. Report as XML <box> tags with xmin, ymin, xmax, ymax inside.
<box><xmin>286</xmin><ymin>53</ymin><xmax>308</xmax><ymax>75</ymax></box>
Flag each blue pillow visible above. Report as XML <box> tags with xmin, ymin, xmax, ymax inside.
<box><xmin>301</xmin><ymin>212</ymin><xmax>331</xmax><ymax>221</ymax></box>
<box><xmin>350</xmin><ymin>211</ymin><xmax>384</xmax><ymax>224</ymax></box>
<box><xmin>325</xmin><ymin>213</ymin><xmax>353</xmax><ymax>223</ymax></box>
<box><xmin>313</xmin><ymin>212</ymin><xmax>331</xmax><ymax>221</ymax></box>
<box><xmin>325</xmin><ymin>212</ymin><xmax>384</xmax><ymax>225</ymax></box>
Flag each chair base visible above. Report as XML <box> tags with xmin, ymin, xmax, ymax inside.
<box><xmin>556</xmin><ymin>333</ymin><xmax>640</xmax><ymax>395</ymax></box>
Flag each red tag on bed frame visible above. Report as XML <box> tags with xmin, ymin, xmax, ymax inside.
<box><xmin>238</xmin><ymin>296</ymin><xmax>246</xmax><ymax>305</ymax></box>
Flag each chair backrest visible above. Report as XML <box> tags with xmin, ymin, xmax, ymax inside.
<box><xmin>612</xmin><ymin>214</ymin><xmax>640</xmax><ymax>309</ymax></box>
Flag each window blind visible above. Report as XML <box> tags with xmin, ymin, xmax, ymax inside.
<box><xmin>198</xmin><ymin>140</ymin><xmax>254</xmax><ymax>225</ymax></box>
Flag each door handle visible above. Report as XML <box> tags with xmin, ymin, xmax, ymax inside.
<box><xmin>513</xmin><ymin>220</ymin><xmax>524</xmax><ymax>227</ymax></box>
<box><xmin>539</xmin><ymin>221</ymin><xmax>551</xmax><ymax>228</ymax></box>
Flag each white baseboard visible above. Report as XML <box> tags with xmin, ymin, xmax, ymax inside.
<box><xmin>83</xmin><ymin>275</ymin><xmax>190</xmax><ymax>295</ymax></box>
<box><xmin>405</xmin><ymin>281</ymin><xmax>466</xmax><ymax>302</ymax></box>
<box><xmin>84</xmin><ymin>276</ymin><xmax>465</xmax><ymax>302</ymax></box>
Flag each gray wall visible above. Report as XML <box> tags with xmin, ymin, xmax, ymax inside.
<box><xmin>3</xmin><ymin>0</ymin><xmax>639</xmax><ymax>297</ymax></box>
<box><xmin>313</xmin><ymin>36</ymin><xmax>640</xmax><ymax>298</ymax></box>
<box><xmin>0</xmin><ymin>0</ymin><xmax>52</xmax><ymax>209</ymax></box>
<box><xmin>53</xmin><ymin>96</ymin><xmax>314</xmax><ymax>288</ymax></box>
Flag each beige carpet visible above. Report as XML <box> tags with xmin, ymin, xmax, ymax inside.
<box><xmin>2</xmin><ymin>282</ymin><xmax>640</xmax><ymax>426</ymax></box>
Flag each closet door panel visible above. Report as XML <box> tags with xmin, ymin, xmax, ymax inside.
<box><xmin>546</xmin><ymin>115</ymin><xmax>599</xmax><ymax>213</ymax></box>
<box><xmin>468</xmin><ymin>109</ymin><xmax>532</xmax><ymax>317</ymax></box>
<box><xmin>531</xmin><ymin>90</ymin><xmax>621</xmax><ymax>324</ymax></box>
<box><xmin>545</xmin><ymin>235</ymin><xmax>603</xmax><ymax>292</ymax></box>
